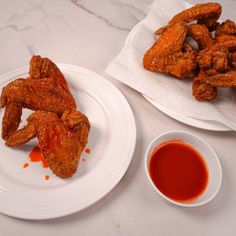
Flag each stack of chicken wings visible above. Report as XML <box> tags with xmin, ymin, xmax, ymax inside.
<box><xmin>0</xmin><ymin>56</ymin><xmax>90</xmax><ymax>178</ymax></box>
<box><xmin>143</xmin><ymin>2</ymin><xmax>236</xmax><ymax>101</ymax></box>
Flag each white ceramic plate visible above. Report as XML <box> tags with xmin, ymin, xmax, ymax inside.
<box><xmin>0</xmin><ymin>64</ymin><xmax>136</xmax><ymax>220</ymax></box>
<box><xmin>143</xmin><ymin>95</ymin><xmax>231</xmax><ymax>131</ymax></box>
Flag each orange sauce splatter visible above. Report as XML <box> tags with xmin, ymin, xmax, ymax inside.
<box><xmin>85</xmin><ymin>148</ymin><xmax>91</xmax><ymax>154</ymax></box>
<box><xmin>44</xmin><ymin>175</ymin><xmax>50</xmax><ymax>180</ymax></box>
<box><xmin>29</xmin><ymin>145</ymin><xmax>48</xmax><ymax>168</ymax></box>
<box><xmin>23</xmin><ymin>163</ymin><xmax>29</xmax><ymax>169</ymax></box>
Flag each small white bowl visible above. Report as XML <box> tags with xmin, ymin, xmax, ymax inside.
<box><xmin>144</xmin><ymin>131</ymin><xmax>222</xmax><ymax>207</ymax></box>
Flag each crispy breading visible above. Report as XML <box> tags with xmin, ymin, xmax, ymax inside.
<box><xmin>188</xmin><ymin>24</ymin><xmax>214</xmax><ymax>50</ymax></box>
<box><xmin>0</xmin><ymin>77</ymin><xmax>76</xmax><ymax>114</ymax></box>
<box><xmin>0</xmin><ymin>56</ymin><xmax>76</xmax><ymax>139</ymax></box>
<box><xmin>6</xmin><ymin>110</ymin><xmax>90</xmax><ymax>179</ymax></box>
<box><xmin>192</xmin><ymin>71</ymin><xmax>217</xmax><ymax>101</ymax></box>
<box><xmin>1</xmin><ymin>102</ymin><xmax>22</xmax><ymax>140</ymax></box>
<box><xmin>156</xmin><ymin>3</ymin><xmax>221</xmax><ymax>35</ymax></box>
<box><xmin>203</xmin><ymin>70</ymin><xmax>236</xmax><ymax>87</ymax></box>
<box><xmin>144</xmin><ymin>22</ymin><xmax>197</xmax><ymax>79</ymax></box>
<box><xmin>215</xmin><ymin>19</ymin><xmax>236</xmax><ymax>37</ymax></box>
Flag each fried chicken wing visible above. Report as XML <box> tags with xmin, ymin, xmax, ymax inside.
<box><xmin>202</xmin><ymin>70</ymin><xmax>236</xmax><ymax>87</ymax></box>
<box><xmin>144</xmin><ymin>2</ymin><xmax>236</xmax><ymax>102</ymax></box>
<box><xmin>2</xmin><ymin>102</ymin><xmax>22</xmax><ymax>140</ymax></box>
<box><xmin>230</xmin><ymin>51</ymin><xmax>236</xmax><ymax>68</ymax></box>
<box><xmin>156</xmin><ymin>3</ymin><xmax>222</xmax><ymax>35</ymax></box>
<box><xmin>0</xmin><ymin>77</ymin><xmax>76</xmax><ymax>114</ymax></box>
<box><xmin>192</xmin><ymin>71</ymin><xmax>217</xmax><ymax>101</ymax></box>
<box><xmin>197</xmin><ymin>36</ymin><xmax>236</xmax><ymax>75</ymax></box>
<box><xmin>188</xmin><ymin>24</ymin><xmax>214</xmax><ymax>50</ymax></box>
<box><xmin>29</xmin><ymin>55</ymin><xmax>69</xmax><ymax>91</ymax></box>
<box><xmin>0</xmin><ymin>56</ymin><xmax>76</xmax><ymax>139</ymax></box>
<box><xmin>192</xmin><ymin>69</ymin><xmax>236</xmax><ymax>101</ymax></box>
<box><xmin>6</xmin><ymin>110</ymin><xmax>90</xmax><ymax>179</ymax></box>
<box><xmin>215</xmin><ymin>19</ymin><xmax>236</xmax><ymax>37</ymax></box>
<box><xmin>144</xmin><ymin>22</ymin><xmax>197</xmax><ymax>78</ymax></box>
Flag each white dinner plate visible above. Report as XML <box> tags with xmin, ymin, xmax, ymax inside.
<box><xmin>0</xmin><ymin>64</ymin><xmax>136</xmax><ymax>220</ymax></box>
<box><xmin>143</xmin><ymin>95</ymin><xmax>231</xmax><ymax>131</ymax></box>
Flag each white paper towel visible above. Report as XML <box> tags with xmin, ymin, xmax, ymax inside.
<box><xmin>105</xmin><ymin>0</ymin><xmax>236</xmax><ymax>131</ymax></box>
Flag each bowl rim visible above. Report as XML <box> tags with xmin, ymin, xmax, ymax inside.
<box><xmin>144</xmin><ymin>130</ymin><xmax>222</xmax><ymax>207</ymax></box>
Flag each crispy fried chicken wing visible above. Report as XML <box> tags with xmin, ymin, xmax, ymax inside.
<box><xmin>215</xmin><ymin>19</ymin><xmax>236</xmax><ymax>37</ymax></box>
<box><xmin>197</xmin><ymin>36</ymin><xmax>236</xmax><ymax>75</ymax></box>
<box><xmin>188</xmin><ymin>23</ymin><xmax>214</xmax><ymax>50</ymax></box>
<box><xmin>193</xmin><ymin>70</ymin><xmax>236</xmax><ymax>101</ymax></box>
<box><xmin>143</xmin><ymin>22</ymin><xmax>197</xmax><ymax>78</ymax></box>
<box><xmin>156</xmin><ymin>3</ymin><xmax>222</xmax><ymax>35</ymax></box>
<box><xmin>0</xmin><ymin>56</ymin><xmax>76</xmax><ymax>139</ymax></box>
<box><xmin>229</xmin><ymin>51</ymin><xmax>236</xmax><ymax>68</ymax></box>
<box><xmin>0</xmin><ymin>77</ymin><xmax>76</xmax><ymax>114</ymax></box>
<box><xmin>29</xmin><ymin>55</ymin><xmax>69</xmax><ymax>91</ymax></box>
<box><xmin>193</xmin><ymin>36</ymin><xmax>236</xmax><ymax>101</ymax></box>
<box><xmin>202</xmin><ymin>70</ymin><xmax>236</xmax><ymax>87</ymax></box>
<box><xmin>144</xmin><ymin>2</ymin><xmax>236</xmax><ymax>102</ymax></box>
<box><xmin>2</xmin><ymin>102</ymin><xmax>22</xmax><ymax>140</ymax></box>
<box><xmin>6</xmin><ymin>110</ymin><xmax>90</xmax><ymax>179</ymax></box>
<box><xmin>192</xmin><ymin>70</ymin><xmax>217</xmax><ymax>101</ymax></box>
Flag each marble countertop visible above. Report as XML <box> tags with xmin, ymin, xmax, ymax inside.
<box><xmin>0</xmin><ymin>0</ymin><xmax>236</xmax><ymax>235</ymax></box>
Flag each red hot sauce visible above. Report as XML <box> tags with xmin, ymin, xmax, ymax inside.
<box><xmin>29</xmin><ymin>145</ymin><xmax>48</xmax><ymax>168</ymax></box>
<box><xmin>149</xmin><ymin>140</ymin><xmax>208</xmax><ymax>202</ymax></box>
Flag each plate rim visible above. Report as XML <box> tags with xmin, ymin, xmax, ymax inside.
<box><xmin>0</xmin><ymin>64</ymin><xmax>136</xmax><ymax>220</ymax></box>
<box><xmin>143</xmin><ymin>95</ymin><xmax>231</xmax><ymax>132</ymax></box>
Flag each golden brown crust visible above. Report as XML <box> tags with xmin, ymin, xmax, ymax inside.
<box><xmin>144</xmin><ymin>3</ymin><xmax>236</xmax><ymax>102</ymax></box>
<box><xmin>6</xmin><ymin>110</ymin><xmax>90</xmax><ymax>179</ymax></box>
<box><xmin>215</xmin><ymin>19</ymin><xmax>236</xmax><ymax>37</ymax></box>
<box><xmin>144</xmin><ymin>22</ymin><xmax>197</xmax><ymax>79</ymax></box>
<box><xmin>203</xmin><ymin>70</ymin><xmax>236</xmax><ymax>87</ymax></box>
<box><xmin>192</xmin><ymin>71</ymin><xmax>217</xmax><ymax>101</ymax></box>
<box><xmin>156</xmin><ymin>3</ymin><xmax>222</xmax><ymax>35</ymax></box>
<box><xmin>0</xmin><ymin>55</ymin><xmax>77</xmax><ymax>139</ymax></box>
<box><xmin>0</xmin><ymin>77</ymin><xmax>76</xmax><ymax>115</ymax></box>
<box><xmin>2</xmin><ymin>102</ymin><xmax>22</xmax><ymax>140</ymax></box>
<box><xmin>197</xmin><ymin>36</ymin><xmax>236</xmax><ymax>75</ymax></box>
<box><xmin>29</xmin><ymin>55</ymin><xmax>69</xmax><ymax>91</ymax></box>
<box><xmin>188</xmin><ymin>24</ymin><xmax>214</xmax><ymax>50</ymax></box>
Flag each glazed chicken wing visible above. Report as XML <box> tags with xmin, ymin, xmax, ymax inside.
<box><xmin>6</xmin><ymin>110</ymin><xmax>90</xmax><ymax>179</ymax></box>
<box><xmin>143</xmin><ymin>21</ymin><xmax>197</xmax><ymax>79</ymax></box>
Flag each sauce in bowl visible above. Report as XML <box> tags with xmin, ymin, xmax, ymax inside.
<box><xmin>149</xmin><ymin>140</ymin><xmax>208</xmax><ymax>202</ymax></box>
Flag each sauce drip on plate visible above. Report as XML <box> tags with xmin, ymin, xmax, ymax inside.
<box><xmin>85</xmin><ymin>148</ymin><xmax>91</xmax><ymax>154</ymax></box>
<box><xmin>29</xmin><ymin>145</ymin><xmax>48</xmax><ymax>168</ymax></box>
<box><xmin>149</xmin><ymin>140</ymin><xmax>208</xmax><ymax>202</ymax></box>
<box><xmin>23</xmin><ymin>163</ymin><xmax>29</xmax><ymax>169</ymax></box>
<box><xmin>44</xmin><ymin>175</ymin><xmax>50</xmax><ymax>180</ymax></box>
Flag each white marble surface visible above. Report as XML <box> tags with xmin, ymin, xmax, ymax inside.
<box><xmin>0</xmin><ymin>0</ymin><xmax>236</xmax><ymax>235</ymax></box>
